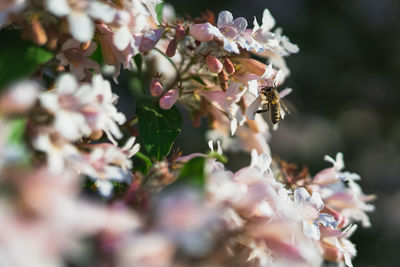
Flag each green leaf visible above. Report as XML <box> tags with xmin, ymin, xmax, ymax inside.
<box><xmin>155</xmin><ymin>2</ymin><xmax>164</xmax><ymax>24</ymax></box>
<box><xmin>133</xmin><ymin>54</ymin><xmax>143</xmax><ymax>74</ymax></box>
<box><xmin>6</xmin><ymin>118</ymin><xmax>30</xmax><ymax>165</ymax></box>
<box><xmin>134</xmin><ymin>151</ymin><xmax>153</xmax><ymax>174</ymax></box>
<box><xmin>178</xmin><ymin>157</ymin><xmax>206</xmax><ymax>189</ymax></box>
<box><xmin>136</xmin><ymin>101</ymin><xmax>182</xmax><ymax>161</ymax></box>
<box><xmin>89</xmin><ymin>42</ymin><xmax>104</xmax><ymax>65</ymax></box>
<box><xmin>189</xmin><ymin>76</ymin><xmax>207</xmax><ymax>86</ymax></box>
<box><xmin>7</xmin><ymin>118</ymin><xmax>27</xmax><ymax>145</ymax></box>
<box><xmin>0</xmin><ymin>30</ymin><xmax>53</xmax><ymax>89</ymax></box>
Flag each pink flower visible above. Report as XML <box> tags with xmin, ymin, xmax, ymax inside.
<box><xmin>205</xmin><ymin>55</ymin><xmax>223</xmax><ymax>73</ymax></box>
<box><xmin>189</xmin><ymin>22</ymin><xmax>222</xmax><ymax>42</ymax></box>
<box><xmin>150</xmin><ymin>76</ymin><xmax>163</xmax><ymax>97</ymax></box>
<box><xmin>159</xmin><ymin>89</ymin><xmax>179</xmax><ymax>110</ymax></box>
<box><xmin>56</xmin><ymin>39</ymin><xmax>100</xmax><ymax>81</ymax></box>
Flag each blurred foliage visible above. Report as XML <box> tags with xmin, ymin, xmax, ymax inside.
<box><xmin>0</xmin><ymin>30</ymin><xmax>53</xmax><ymax>89</ymax></box>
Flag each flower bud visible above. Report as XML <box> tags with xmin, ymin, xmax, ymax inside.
<box><xmin>190</xmin><ymin>23</ymin><xmax>217</xmax><ymax>42</ymax></box>
<box><xmin>218</xmin><ymin>70</ymin><xmax>228</xmax><ymax>91</ymax></box>
<box><xmin>166</xmin><ymin>38</ymin><xmax>178</xmax><ymax>57</ymax></box>
<box><xmin>224</xmin><ymin>58</ymin><xmax>235</xmax><ymax>75</ymax></box>
<box><xmin>206</xmin><ymin>55</ymin><xmax>223</xmax><ymax>73</ymax></box>
<box><xmin>159</xmin><ymin>89</ymin><xmax>179</xmax><ymax>110</ymax></box>
<box><xmin>175</xmin><ymin>24</ymin><xmax>186</xmax><ymax>40</ymax></box>
<box><xmin>89</xmin><ymin>130</ymin><xmax>103</xmax><ymax>140</ymax></box>
<box><xmin>150</xmin><ymin>77</ymin><xmax>163</xmax><ymax>97</ymax></box>
<box><xmin>31</xmin><ymin>17</ymin><xmax>47</xmax><ymax>45</ymax></box>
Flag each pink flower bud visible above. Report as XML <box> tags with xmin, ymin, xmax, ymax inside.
<box><xmin>206</xmin><ymin>55</ymin><xmax>223</xmax><ymax>73</ymax></box>
<box><xmin>150</xmin><ymin>77</ymin><xmax>163</xmax><ymax>97</ymax></box>
<box><xmin>159</xmin><ymin>89</ymin><xmax>179</xmax><ymax>110</ymax></box>
<box><xmin>166</xmin><ymin>38</ymin><xmax>178</xmax><ymax>57</ymax></box>
<box><xmin>175</xmin><ymin>24</ymin><xmax>186</xmax><ymax>40</ymax></box>
<box><xmin>190</xmin><ymin>23</ymin><xmax>217</xmax><ymax>42</ymax></box>
<box><xmin>223</xmin><ymin>58</ymin><xmax>235</xmax><ymax>75</ymax></box>
<box><xmin>139</xmin><ymin>28</ymin><xmax>164</xmax><ymax>53</ymax></box>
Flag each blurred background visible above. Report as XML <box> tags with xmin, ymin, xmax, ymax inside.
<box><xmin>166</xmin><ymin>0</ymin><xmax>400</xmax><ymax>266</ymax></box>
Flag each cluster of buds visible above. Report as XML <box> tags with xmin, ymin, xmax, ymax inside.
<box><xmin>0</xmin><ymin>1</ymin><xmax>375</xmax><ymax>267</ymax></box>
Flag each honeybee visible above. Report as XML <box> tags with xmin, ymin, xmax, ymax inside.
<box><xmin>255</xmin><ymin>86</ymin><xmax>290</xmax><ymax>125</ymax></box>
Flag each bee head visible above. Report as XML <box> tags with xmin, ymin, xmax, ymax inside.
<box><xmin>262</xmin><ymin>86</ymin><xmax>274</xmax><ymax>92</ymax></box>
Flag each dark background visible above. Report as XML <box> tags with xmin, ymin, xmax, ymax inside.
<box><xmin>167</xmin><ymin>0</ymin><xmax>400</xmax><ymax>266</ymax></box>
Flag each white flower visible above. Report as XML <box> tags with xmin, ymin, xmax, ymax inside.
<box><xmin>56</xmin><ymin>39</ymin><xmax>100</xmax><ymax>81</ymax></box>
<box><xmin>252</xmin><ymin>9</ymin><xmax>299</xmax><ymax>56</ymax></box>
<box><xmin>45</xmin><ymin>0</ymin><xmax>116</xmax><ymax>42</ymax></box>
<box><xmin>216</xmin><ymin>11</ymin><xmax>250</xmax><ymax>53</ymax></box>
<box><xmin>39</xmin><ymin>74</ymin><xmax>126</xmax><ymax>143</ymax></box>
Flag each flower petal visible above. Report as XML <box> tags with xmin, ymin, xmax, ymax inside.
<box><xmin>217</xmin><ymin>11</ymin><xmax>233</xmax><ymax>28</ymax></box>
<box><xmin>68</xmin><ymin>12</ymin><xmax>94</xmax><ymax>42</ymax></box>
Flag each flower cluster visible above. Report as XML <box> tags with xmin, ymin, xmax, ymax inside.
<box><xmin>0</xmin><ymin>1</ymin><xmax>375</xmax><ymax>267</ymax></box>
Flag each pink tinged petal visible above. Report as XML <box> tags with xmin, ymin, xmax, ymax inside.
<box><xmin>320</xmin><ymin>225</ymin><xmax>343</xmax><ymax>237</ymax></box>
<box><xmin>225</xmin><ymin>82</ymin><xmax>244</xmax><ymax>104</ymax></box>
<box><xmin>246</xmin><ymin>95</ymin><xmax>261</xmax><ymax>120</ymax></box>
<box><xmin>261</xmin><ymin>9</ymin><xmax>276</xmax><ymax>31</ymax></box>
<box><xmin>46</xmin><ymin>0</ymin><xmax>70</xmax><ymax>16</ymax></box>
<box><xmin>150</xmin><ymin>77</ymin><xmax>163</xmax><ymax>97</ymax></box>
<box><xmin>217</xmin><ymin>11</ymin><xmax>233</xmax><ymax>28</ymax></box>
<box><xmin>313</xmin><ymin>167</ymin><xmax>338</xmax><ymax>185</ymax></box>
<box><xmin>68</xmin><ymin>12</ymin><xmax>94</xmax><ymax>42</ymax></box>
<box><xmin>175</xmin><ymin>153</ymin><xmax>207</xmax><ymax>163</ymax></box>
<box><xmin>206</xmin><ymin>55</ymin><xmax>223</xmax><ymax>73</ymax></box>
<box><xmin>232</xmin><ymin>17</ymin><xmax>247</xmax><ymax>33</ymax></box>
<box><xmin>114</xmin><ymin>27</ymin><xmax>132</xmax><ymax>51</ymax></box>
<box><xmin>159</xmin><ymin>89</ymin><xmax>179</xmax><ymax>110</ymax></box>
<box><xmin>88</xmin><ymin>2</ymin><xmax>116</xmax><ymax>23</ymax></box>
<box><xmin>279</xmin><ymin>87</ymin><xmax>292</xmax><ymax>99</ymax></box>
<box><xmin>139</xmin><ymin>28</ymin><xmax>164</xmax><ymax>53</ymax></box>
<box><xmin>190</xmin><ymin>23</ymin><xmax>219</xmax><ymax>42</ymax></box>
<box><xmin>198</xmin><ymin>90</ymin><xmax>225</xmax><ymax>111</ymax></box>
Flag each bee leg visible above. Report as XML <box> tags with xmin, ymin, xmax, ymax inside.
<box><xmin>255</xmin><ymin>108</ymin><xmax>269</xmax><ymax>114</ymax></box>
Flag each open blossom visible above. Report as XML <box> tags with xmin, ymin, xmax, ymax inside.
<box><xmin>39</xmin><ymin>74</ymin><xmax>126</xmax><ymax>143</ymax></box>
<box><xmin>251</xmin><ymin>9</ymin><xmax>299</xmax><ymax>56</ymax></box>
<box><xmin>311</xmin><ymin>153</ymin><xmax>375</xmax><ymax>228</ymax></box>
<box><xmin>77</xmin><ymin>137</ymin><xmax>140</xmax><ymax>196</ymax></box>
<box><xmin>216</xmin><ymin>11</ymin><xmax>250</xmax><ymax>53</ymax></box>
<box><xmin>45</xmin><ymin>0</ymin><xmax>116</xmax><ymax>42</ymax></box>
<box><xmin>56</xmin><ymin>39</ymin><xmax>100</xmax><ymax>81</ymax></box>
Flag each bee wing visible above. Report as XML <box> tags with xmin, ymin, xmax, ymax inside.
<box><xmin>279</xmin><ymin>99</ymin><xmax>290</xmax><ymax>118</ymax></box>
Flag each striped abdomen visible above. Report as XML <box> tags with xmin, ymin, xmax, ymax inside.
<box><xmin>270</xmin><ymin>103</ymin><xmax>280</xmax><ymax>124</ymax></box>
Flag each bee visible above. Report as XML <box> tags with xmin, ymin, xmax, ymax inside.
<box><xmin>255</xmin><ymin>86</ymin><xmax>290</xmax><ymax>125</ymax></box>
